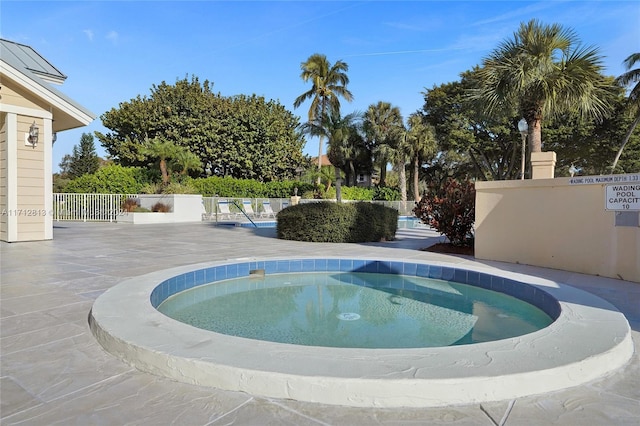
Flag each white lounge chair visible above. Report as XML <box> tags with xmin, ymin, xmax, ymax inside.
<box><xmin>217</xmin><ymin>199</ymin><xmax>240</xmax><ymax>220</ymax></box>
<box><xmin>259</xmin><ymin>200</ymin><xmax>276</xmax><ymax>218</ymax></box>
<box><xmin>241</xmin><ymin>199</ymin><xmax>256</xmax><ymax>218</ymax></box>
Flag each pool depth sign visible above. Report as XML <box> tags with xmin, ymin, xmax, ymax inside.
<box><xmin>605</xmin><ymin>184</ymin><xmax>640</xmax><ymax>211</ymax></box>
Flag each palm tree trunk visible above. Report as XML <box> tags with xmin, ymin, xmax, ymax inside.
<box><xmin>379</xmin><ymin>159</ymin><xmax>387</xmax><ymax>187</ymax></box>
<box><xmin>612</xmin><ymin>114</ymin><xmax>640</xmax><ymax>172</ymax></box>
<box><xmin>334</xmin><ymin>167</ymin><xmax>342</xmax><ymax>203</ymax></box>
<box><xmin>316</xmin><ymin>135</ymin><xmax>325</xmax><ymax>185</ymax></box>
<box><xmin>160</xmin><ymin>158</ymin><xmax>169</xmax><ymax>185</ymax></box>
<box><xmin>399</xmin><ymin>156</ymin><xmax>407</xmax><ymax>202</ymax></box>
<box><xmin>529</xmin><ymin>119</ymin><xmax>543</xmax><ymax>153</ymax></box>
<box><xmin>413</xmin><ymin>155</ymin><xmax>420</xmax><ymax>201</ymax></box>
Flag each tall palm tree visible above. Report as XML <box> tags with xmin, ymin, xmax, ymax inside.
<box><xmin>302</xmin><ymin>111</ymin><xmax>361</xmax><ymax>203</ymax></box>
<box><xmin>612</xmin><ymin>53</ymin><xmax>640</xmax><ymax>171</ymax></box>
<box><xmin>476</xmin><ymin>19</ymin><xmax>612</xmax><ymax>154</ymax></box>
<box><xmin>363</xmin><ymin>102</ymin><xmax>404</xmax><ymax>187</ymax></box>
<box><xmin>406</xmin><ymin>114</ymin><xmax>437</xmax><ymax>201</ymax></box>
<box><xmin>294</xmin><ymin>54</ymin><xmax>353</xmax><ymax>175</ymax></box>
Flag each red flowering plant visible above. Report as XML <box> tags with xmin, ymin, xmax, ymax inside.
<box><xmin>413</xmin><ymin>178</ymin><xmax>475</xmax><ymax>247</ymax></box>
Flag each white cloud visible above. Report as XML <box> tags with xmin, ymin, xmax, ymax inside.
<box><xmin>106</xmin><ymin>30</ymin><xmax>119</xmax><ymax>44</ymax></box>
<box><xmin>83</xmin><ymin>29</ymin><xmax>94</xmax><ymax>41</ymax></box>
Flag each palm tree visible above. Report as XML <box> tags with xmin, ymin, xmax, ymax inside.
<box><xmin>142</xmin><ymin>138</ymin><xmax>179</xmax><ymax>185</ymax></box>
<box><xmin>302</xmin><ymin>111</ymin><xmax>361</xmax><ymax>203</ymax></box>
<box><xmin>293</xmin><ymin>54</ymin><xmax>353</xmax><ymax>176</ymax></box>
<box><xmin>612</xmin><ymin>53</ymin><xmax>640</xmax><ymax>171</ymax></box>
<box><xmin>172</xmin><ymin>149</ymin><xmax>202</xmax><ymax>177</ymax></box>
<box><xmin>476</xmin><ymin>19</ymin><xmax>612</xmax><ymax>154</ymax></box>
<box><xmin>406</xmin><ymin>114</ymin><xmax>437</xmax><ymax>201</ymax></box>
<box><xmin>363</xmin><ymin>102</ymin><xmax>404</xmax><ymax>187</ymax></box>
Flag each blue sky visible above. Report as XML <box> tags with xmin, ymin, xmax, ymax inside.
<box><xmin>2</xmin><ymin>1</ymin><xmax>638</xmax><ymax>172</ymax></box>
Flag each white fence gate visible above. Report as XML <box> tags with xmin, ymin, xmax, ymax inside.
<box><xmin>53</xmin><ymin>193</ymin><xmax>137</xmax><ymax>222</ymax></box>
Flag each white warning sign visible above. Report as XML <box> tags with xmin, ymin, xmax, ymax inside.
<box><xmin>605</xmin><ymin>184</ymin><xmax>640</xmax><ymax>211</ymax></box>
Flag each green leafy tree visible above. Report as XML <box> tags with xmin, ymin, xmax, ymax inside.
<box><xmin>96</xmin><ymin>76</ymin><xmax>304</xmax><ymax>181</ymax></box>
<box><xmin>612</xmin><ymin>53</ymin><xmax>640</xmax><ymax>171</ymax></box>
<box><xmin>363</xmin><ymin>101</ymin><xmax>404</xmax><ymax>187</ymax></box>
<box><xmin>543</xmin><ymin>83</ymin><xmax>640</xmax><ymax>175</ymax></box>
<box><xmin>475</xmin><ymin>19</ymin><xmax>613</xmax><ymax>156</ymax></box>
<box><xmin>59</xmin><ymin>133</ymin><xmax>100</xmax><ymax>178</ymax></box>
<box><xmin>294</xmin><ymin>54</ymin><xmax>353</xmax><ymax>175</ymax></box>
<box><xmin>423</xmin><ymin>71</ymin><xmax>521</xmax><ymax>180</ymax></box>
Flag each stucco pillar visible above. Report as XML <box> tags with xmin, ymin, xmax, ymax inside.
<box><xmin>531</xmin><ymin>151</ymin><xmax>556</xmax><ymax>179</ymax></box>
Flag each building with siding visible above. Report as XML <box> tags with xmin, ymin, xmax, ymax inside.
<box><xmin>1</xmin><ymin>39</ymin><xmax>95</xmax><ymax>242</ymax></box>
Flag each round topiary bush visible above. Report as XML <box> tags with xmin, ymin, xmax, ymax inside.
<box><xmin>277</xmin><ymin>202</ymin><xmax>398</xmax><ymax>243</ymax></box>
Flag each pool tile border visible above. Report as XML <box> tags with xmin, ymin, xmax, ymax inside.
<box><xmin>150</xmin><ymin>259</ymin><xmax>561</xmax><ymax>319</ymax></box>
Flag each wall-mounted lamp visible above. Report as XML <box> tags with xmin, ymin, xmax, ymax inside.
<box><xmin>52</xmin><ymin>132</ymin><xmax>57</xmax><ymax>145</ymax></box>
<box><xmin>25</xmin><ymin>121</ymin><xmax>39</xmax><ymax>148</ymax></box>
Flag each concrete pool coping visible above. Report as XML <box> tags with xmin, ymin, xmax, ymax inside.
<box><xmin>89</xmin><ymin>256</ymin><xmax>634</xmax><ymax>408</ymax></box>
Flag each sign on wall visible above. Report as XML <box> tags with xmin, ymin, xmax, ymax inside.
<box><xmin>605</xmin><ymin>184</ymin><xmax>640</xmax><ymax>211</ymax></box>
<box><xmin>569</xmin><ymin>173</ymin><xmax>640</xmax><ymax>185</ymax></box>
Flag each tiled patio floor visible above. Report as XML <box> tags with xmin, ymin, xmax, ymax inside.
<box><xmin>1</xmin><ymin>222</ymin><xmax>638</xmax><ymax>425</ymax></box>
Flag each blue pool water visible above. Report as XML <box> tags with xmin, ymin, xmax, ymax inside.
<box><xmin>157</xmin><ymin>269</ymin><xmax>554</xmax><ymax>349</ymax></box>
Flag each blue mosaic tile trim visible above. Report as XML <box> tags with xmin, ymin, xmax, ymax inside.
<box><xmin>150</xmin><ymin>259</ymin><xmax>561</xmax><ymax>319</ymax></box>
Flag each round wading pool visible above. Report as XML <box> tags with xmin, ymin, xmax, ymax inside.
<box><xmin>89</xmin><ymin>258</ymin><xmax>633</xmax><ymax>408</ymax></box>
<box><xmin>156</xmin><ymin>271</ymin><xmax>554</xmax><ymax>348</ymax></box>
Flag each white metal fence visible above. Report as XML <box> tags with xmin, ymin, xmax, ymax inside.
<box><xmin>53</xmin><ymin>193</ymin><xmax>138</xmax><ymax>222</ymax></box>
<box><xmin>201</xmin><ymin>197</ymin><xmax>290</xmax><ymax>220</ymax></box>
<box><xmin>52</xmin><ymin>194</ymin><xmax>417</xmax><ymax>222</ymax></box>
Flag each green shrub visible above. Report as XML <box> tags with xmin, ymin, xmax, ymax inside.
<box><xmin>62</xmin><ymin>165</ymin><xmax>146</xmax><ymax>194</ymax></box>
<box><xmin>413</xmin><ymin>178</ymin><xmax>475</xmax><ymax>247</ymax></box>
<box><xmin>140</xmin><ymin>182</ymin><xmax>198</xmax><ymax>194</ymax></box>
<box><xmin>323</xmin><ymin>186</ymin><xmax>375</xmax><ymax>201</ymax></box>
<box><xmin>186</xmin><ymin>176</ymin><xmax>313</xmax><ymax>198</ymax></box>
<box><xmin>373</xmin><ymin>186</ymin><xmax>400</xmax><ymax>201</ymax></box>
<box><xmin>277</xmin><ymin>202</ymin><xmax>398</xmax><ymax>243</ymax></box>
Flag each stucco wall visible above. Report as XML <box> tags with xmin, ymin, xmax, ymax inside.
<box><xmin>475</xmin><ymin>175</ymin><xmax>640</xmax><ymax>283</ymax></box>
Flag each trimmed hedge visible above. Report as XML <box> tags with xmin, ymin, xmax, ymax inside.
<box><xmin>186</xmin><ymin>176</ymin><xmax>314</xmax><ymax>198</ymax></box>
<box><xmin>277</xmin><ymin>202</ymin><xmax>398</xmax><ymax>243</ymax></box>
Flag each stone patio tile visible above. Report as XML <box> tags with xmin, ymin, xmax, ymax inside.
<box><xmin>0</xmin><ymin>376</ymin><xmax>43</xmax><ymax>419</ymax></box>
<box><xmin>504</xmin><ymin>389</ymin><xmax>640</xmax><ymax>426</ymax></box>
<box><xmin>1</xmin><ymin>291</ymin><xmax>88</xmax><ymax>316</ymax></box>
<box><xmin>1</xmin><ymin>332</ymin><xmax>133</xmax><ymax>402</ymax></box>
<box><xmin>2</xmin><ymin>371</ymin><xmax>252</xmax><ymax>426</ymax></box>
<box><xmin>1</xmin><ymin>310</ymin><xmax>66</xmax><ymax>338</ymax></box>
<box><xmin>269</xmin><ymin>398</ymin><xmax>491</xmax><ymax>425</ymax></box>
<box><xmin>1</xmin><ymin>322</ymin><xmax>86</xmax><ymax>356</ymax></box>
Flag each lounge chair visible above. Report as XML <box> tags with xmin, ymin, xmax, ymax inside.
<box><xmin>259</xmin><ymin>200</ymin><xmax>276</xmax><ymax>218</ymax></box>
<box><xmin>241</xmin><ymin>199</ymin><xmax>256</xmax><ymax>218</ymax></box>
<box><xmin>217</xmin><ymin>199</ymin><xmax>240</xmax><ymax>220</ymax></box>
